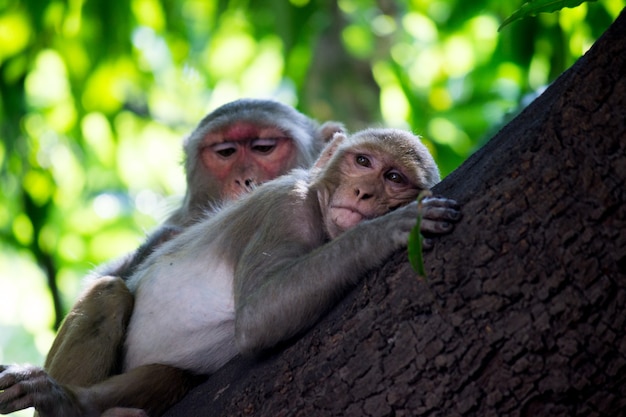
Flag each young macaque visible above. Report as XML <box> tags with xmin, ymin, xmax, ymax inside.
<box><xmin>0</xmin><ymin>128</ymin><xmax>460</xmax><ymax>417</ymax></box>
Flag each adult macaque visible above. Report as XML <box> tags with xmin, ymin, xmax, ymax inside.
<box><xmin>3</xmin><ymin>99</ymin><xmax>343</xmax><ymax>413</ymax></box>
<box><xmin>44</xmin><ymin>98</ymin><xmax>342</xmax><ymax>374</ymax></box>
<box><xmin>0</xmin><ymin>128</ymin><xmax>460</xmax><ymax>417</ymax></box>
<box><xmin>109</xmin><ymin>98</ymin><xmax>345</xmax><ymax>277</ymax></box>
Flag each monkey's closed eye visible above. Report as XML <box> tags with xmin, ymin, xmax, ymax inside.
<box><xmin>212</xmin><ymin>142</ymin><xmax>238</xmax><ymax>158</ymax></box>
<box><xmin>217</xmin><ymin>149</ymin><xmax>236</xmax><ymax>157</ymax></box>
<box><xmin>355</xmin><ymin>155</ymin><xmax>371</xmax><ymax>167</ymax></box>
<box><xmin>251</xmin><ymin>138</ymin><xmax>278</xmax><ymax>154</ymax></box>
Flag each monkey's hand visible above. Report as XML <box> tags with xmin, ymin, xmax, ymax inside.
<box><xmin>0</xmin><ymin>364</ymin><xmax>94</xmax><ymax>417</ymax></box>
<box><xmin>419</xmin><ymin>196</ymin><xmax>461</xmax><ymax>249</ymax></box>
<box><xmin>385</xmin><ymin>197</ymin><xmax>460</xmax><ymax>245</ymax></box>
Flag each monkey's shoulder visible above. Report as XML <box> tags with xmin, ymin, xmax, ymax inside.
<box><xmin>230</xmin><ymin>168</ymin><xmax>313</xmax><ymax>212</ymax></box>
<box><xmin>226</xmin><ymin>169</ymin><xmax>324</xmax><ymax>247</ymax></box>
<box><xmin>157</xmin><ymin>169</ymin><xmax>318</xmax><ymax>259</ymax></box>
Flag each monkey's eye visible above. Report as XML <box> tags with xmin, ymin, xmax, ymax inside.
<box><xmin>251</xmin><ymin>138</ymin><xmax>278</xmax><ymax>154</ymax></box>
<box><xmin>385</xmin><ymin>171</ymin><xmax>405</xmax><ymax>184</ymax></box>
<box><xmin>212</xmin><ymin>142</ymin><xmax>237</xmax><ymax>158</ymax></box>
<box><xmin>355</xmin><ymin>155</ymin><xmax>371</xmax><ymax>167</ymax></box>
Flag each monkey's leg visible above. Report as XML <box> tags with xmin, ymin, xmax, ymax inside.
<box><xmin>45</xmin><ymin>276</ymin><xmax>134</xmax><ymax>386</ymax></box>
<box><xmin>1</xmin><ymin>364</ymin><xmax>197</xmax><ymax>417</ymax></box>
<box><xmin>85</xmin><ymin>364</ymin><xmax>202</xmax><ymax>417</ymax></box>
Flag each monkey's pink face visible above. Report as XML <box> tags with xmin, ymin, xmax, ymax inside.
<box><xmin>201</xmin><ymin>122</ymin><xmax>298</xmax><ymax>200</ymax></box>
<box><xmin>325</xmin><ymin>151</ymin><xmax>421</xmax><ymax>238</ymax></box>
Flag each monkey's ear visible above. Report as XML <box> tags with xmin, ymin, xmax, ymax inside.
<box><xmin>313</xmin><ymin>132</ymin><xmax>346</xmax><ymax>170</ymax></box>
<box><xmin>318</xmin><ymin>121</ymin><xmax>345</xmax><ymax>143</ymax></box>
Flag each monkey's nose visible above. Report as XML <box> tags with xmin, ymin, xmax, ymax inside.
<box><xmin>355</xmin><ymin>188</ymin><xmax>373</xmax><ymax>200</ymax></box>
<box><xmin>235</xmin><ymin>178</ymin><xmax>255</xmax><ymax>189</ymax></box>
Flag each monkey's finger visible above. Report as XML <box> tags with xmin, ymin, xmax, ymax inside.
<box><xmin>421</xmin><ymin>205</ymin><xmax>461</xmax><ymax>223</ymax></box>
<box><xmin>0</xmin><ymin>365</ymin><xmax>45</xmax><ymax>387</ymax></box>
<box><xmin>0</xmin><ymin>383</ymin><xmax>31</xmax><ymax>413</ymax></box>
<box><xmin>0</xmin><ymin>398</ymin><xmax>31</xmax><ymax>414</ymax></box>
<box><xmin>420</xmin><ymin>218</ymin><xmax>455</xmax><ymax>235</ymax></box>
<box><xmin>422</xmin><ymin>196</ymin><xmax>460</xmax><ymax>209</ymax></box>
<box><xmin>0</xmin><ymin>367</ymin><xmax>18</xmax><ymax>389</ymax></box>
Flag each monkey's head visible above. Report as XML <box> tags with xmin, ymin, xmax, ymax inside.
<box><xmin>312</xmin><ymin>128</ymin><xmax>440</xmax><ymax>239</ymax></box>
<box><xmin>174</xmin><ymin>99</ymin><xmax>343</xmax><ymax>226</ymax></box>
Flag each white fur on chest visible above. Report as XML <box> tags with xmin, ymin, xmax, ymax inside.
<box><xmin>123</xmin><ymin>250</ymin><xmax>237</xmax><ymax>374</ymax></box>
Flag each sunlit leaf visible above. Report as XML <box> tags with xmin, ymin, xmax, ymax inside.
<box><xmin>342</xmin><ymin>24</ymin><xmax>374</xmax><ymax>58</ymax></box>
<box><xmin>12</xmin><ymin>214</ymin><xmax>34</xmax><ymax>246</ymax></box>
<box><xmin>81</xmin><ymin>112</ymin><xmax>116</xmax><ymax>165</ymax></box>
<box><xmin>24</xmin><ymin>51</ymin><xmax>71</xmax><ymax>108</ymax></box>
<box><xmin>499</xmin><ymin>0</ymin><xmax>598</xmax><ymax>31</ymax></box>
<box><xmin>82</xmin><ymin>64</ymin><xmax>125</xmax><ymax>113</ymax></box>
<box><xmin>442</xmin><ymin>35</ymin><xmax>475</xmax><ymax>76</ymax></box>
<box><xmin>0</xmin><ymin>10</ymin><xmax>31</xmax><ymax>62</ymax></box>
<box><xmin>131</xmin><ymin>0</ymin><xmax>166</xmax><ymax>31</ymax></box>
<box><xmin>23</xmin><ymin>170</ymin><xmax>54</xmax><ymax>206</ymax></box>
<box><xmin>88</xmin><ymin>228</ymin><xmax>146</xmax><ymax>263</ymax></box>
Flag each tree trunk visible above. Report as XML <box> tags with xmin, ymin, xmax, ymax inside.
<box><xmin>165</xmin><ymin>9</ymin><xmax>626</xmax><ymax>417</ymax></box>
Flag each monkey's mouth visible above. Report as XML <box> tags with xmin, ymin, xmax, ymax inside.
<box><xmin>331</xmin><ymin>206</ymin><xmax>368</xmax><ymax>231</ymax></box>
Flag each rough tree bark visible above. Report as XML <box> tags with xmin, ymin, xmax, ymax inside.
<box><xmin>165</xmin><ymin>9</ymin><xmax>626</xmax><ymax>417</ymax></box>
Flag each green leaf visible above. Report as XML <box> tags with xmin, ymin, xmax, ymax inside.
<box><xmin>499</xmin><ymin>0</ymin><xmax>598</xmax><ymax>31</ymax></box>
<box><xmin>407</xmin><ymin>191</ymin><xmax>432</xmax><ymax>279</ymax></box>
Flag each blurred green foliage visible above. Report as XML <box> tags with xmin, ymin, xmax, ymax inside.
<box><xmin>0</xmin><ymin>0</ymin><xmax>624</xmax><ymax>370</ymax></box>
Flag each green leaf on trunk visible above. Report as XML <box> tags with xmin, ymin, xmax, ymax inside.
<box><xmin>408</xmin><ymin>190</ymin><xmax>432</xmax><ymax>279</ymax></box>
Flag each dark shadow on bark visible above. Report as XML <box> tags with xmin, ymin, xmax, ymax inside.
<box><xmin>165</xmin><ymin>8</ymin><xmax>626</xmax><ymax>417</ymax></box>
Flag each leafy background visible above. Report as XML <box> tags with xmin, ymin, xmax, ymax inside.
<box><xmin>0</xmin><ymin>0</ymin><xmax>623</xmax><ymax>396</ymax></box>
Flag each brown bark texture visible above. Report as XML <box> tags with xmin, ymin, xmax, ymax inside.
<box><xmin>165</xmin><ymin>9</ymin><xmax>626</xmax><ymax>417</ymax></box>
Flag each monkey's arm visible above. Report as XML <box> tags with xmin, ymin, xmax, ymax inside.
<box><xmin>235</xmin><ymin>197</ymin><xmax>460</xmax><ymax>355</ymax></box>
